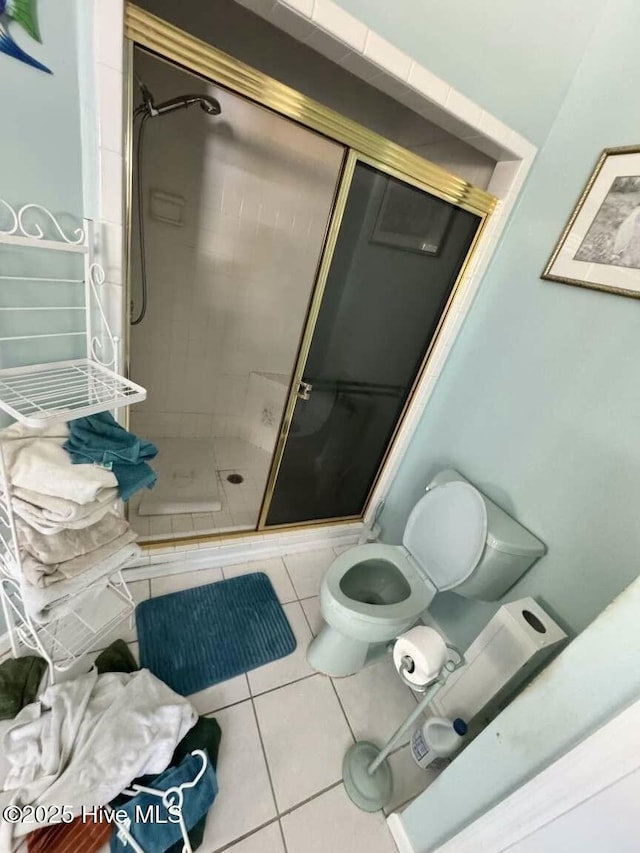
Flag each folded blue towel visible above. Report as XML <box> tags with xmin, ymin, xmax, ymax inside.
<box><xmin>110</xmin><ymin>752</ymin><xmax>218</xmax><ymax>853</ymax></box>
<box><xmin>64</xmin><ymin>412</ymin><xmax>158</xmax><ymax>502</ymax></box>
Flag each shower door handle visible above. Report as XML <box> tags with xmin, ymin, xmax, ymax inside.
<box><xmin>297</xmin><ymin>380</ymin><xmax>313</xmax><ymax>401</ymax></box>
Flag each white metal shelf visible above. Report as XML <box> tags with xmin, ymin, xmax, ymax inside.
<box><xmin>0</xmin><ymin>233</ymin><xmax>87</xmax><ymax>253</ymax></box>
<box><xmin>0</xmin><ymin>197</ymin><xmax>147</xmax><ymax>425</ymax></box>
<box><xmin>0</xmin><ymin>197</ymin><xmax>145</xmax><ymax>679</ymax></box>
<box><xmin>0</xmin><ymin>199</ymin><xmax>86</xmax><ymax>252</ymax></box>
<box><xmin>0</xmin><ymin>359</ymin><xmax>147</xmax><ymax>427</ymax></box>
<box><xmin>0</xmin><ymin>574</ymin><xmax>135</xmax><ymax>671</ymax></box>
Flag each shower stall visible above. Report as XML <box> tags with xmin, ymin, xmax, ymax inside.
<box><xmin>125</xmin><ymin>8</ymin><xmax>495</xmax><ymax>544</ymax></box>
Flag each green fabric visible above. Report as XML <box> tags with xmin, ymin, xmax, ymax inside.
<box><xmin>110</xmin><ymin>716</ymin><xmax>222</xmax><ymax>853</ymax></box>
<box><xmin>171</xmin><ymin>716</ymin><xmax>222</xmax><ymax>767</ymax></box>
<box><xmin>94</xmin><ymin>640</ymin><xmax>140</xmax><ymax>675</ymax></box>
<box><xmin>0</xmin><ymin>655</ymin><xmax>48</xmax><ymax>719</ymax></box>
<box><xmin>166</xmin><ymin>717</ymin><xmax>222</xmax><ymax>853</ymax></box>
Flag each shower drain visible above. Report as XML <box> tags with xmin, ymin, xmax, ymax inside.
<box><xmin>226</xmin><ymin>473</ymin><xmax>244</xmax><ymax>485</ymax></box>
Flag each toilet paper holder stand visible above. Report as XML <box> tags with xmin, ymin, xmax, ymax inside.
<box><xmin>343</xmin><ymin>643</ymin><xmax>465</xmax><ymax>813</ymax></box>
<box><xmin>397</xmin><ymin>642</ymin><xmax>463</xmax><ymax>692</ymax></box>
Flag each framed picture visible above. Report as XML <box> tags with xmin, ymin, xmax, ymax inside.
<box><xmin>543</xmin><ymin>145</ymin><xmax>640</xmax><ymax>298</ymax></box>
<box><xmin>371</xmin><ymin>179</ymin><xmax>453</xmax><ymax>256</ymax></box>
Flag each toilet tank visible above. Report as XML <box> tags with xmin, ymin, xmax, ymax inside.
<box><xmin>427</xmin><ymin>469</ymin><xmax>546</xmax><ymax>601</ymax></box>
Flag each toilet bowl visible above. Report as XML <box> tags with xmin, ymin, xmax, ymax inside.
<box><xmin>308</xmin><ymin>469</ymin><xmax>546</xmax><ymax>677</ymax></box>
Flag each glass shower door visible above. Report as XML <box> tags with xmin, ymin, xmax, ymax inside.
<box><xmin>262</xmin><ymin>155</ymin><xmax>484</xmax><ymax>527</ymax></box>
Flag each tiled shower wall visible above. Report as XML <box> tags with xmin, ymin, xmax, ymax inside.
<box><xmin>129</xmin><ymin>51</ymin><xmax>343</xmax><ymax>443</ymax></box>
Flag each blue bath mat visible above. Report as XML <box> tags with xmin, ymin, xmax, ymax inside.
<box><xmin>136</xmin><ymin>572</ymin><xmax>297</xmax><ymax>695</ymax></box>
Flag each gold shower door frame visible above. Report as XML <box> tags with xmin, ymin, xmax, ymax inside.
<box><xmin>124</xmin><ymin>5</ymin><xmax>496</xmax><ymax>545</ymax></box>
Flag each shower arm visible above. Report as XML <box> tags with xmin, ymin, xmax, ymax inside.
<box><xmin>134</xmin><ymin>89</ymin><xmax>221</xmax><ymax>119</ymax></box>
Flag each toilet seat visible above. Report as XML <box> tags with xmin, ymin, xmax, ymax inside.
<box><xmin>404</xmin><ymin>481</ymin><xmax>488</xmax><ymax>591</ymax></box>
<box><xmin>324</xmin><ymin>544</ymin><xmax>435</xmax><ymax>625</ymax></box>
<box><xmin>322</xmin><ymin>482</ymin><xmax>487</xmax><ymax>629</ymax></box>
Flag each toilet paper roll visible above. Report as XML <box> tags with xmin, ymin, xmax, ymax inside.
<box><xmin>393</xmin><ymin>626</ymin><xmax>447</xmax><ymax>686</ymax></box>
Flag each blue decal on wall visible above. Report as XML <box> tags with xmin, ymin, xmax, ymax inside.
<box><xmin>0</xmin><ymin>0</ymin><xmax>52</xmax><ymax>74</ymax></box>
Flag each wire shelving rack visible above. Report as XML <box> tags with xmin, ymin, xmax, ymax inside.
<box><xmin>0</xmin><ymin>198</ymin><xmax>146</xmax><ymax>679</ymax></box>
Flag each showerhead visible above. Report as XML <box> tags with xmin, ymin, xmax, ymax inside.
<box><xmin>199</xmin><ymin>96</ymin><xmax>221</xmax><ymax>115</ymax></box>
<box><xmin>154</xmin><ymin>93</ymin><xmax>222</xmax><ymax>116</ymax></box>
<box><xmin>134</xmin><ymin>81</ymin><xmax>221</xmax><ymax>119</ymax></box>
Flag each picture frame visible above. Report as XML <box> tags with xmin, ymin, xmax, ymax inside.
<box><xmin>371</xmin><ymin>179</ymin><xmax>453</xmax><ymax>256</ymax></box>
<box><xmin>542</xmin><ymin>145</ymin><xmax>640</xmax><ymax>298</ymax></box>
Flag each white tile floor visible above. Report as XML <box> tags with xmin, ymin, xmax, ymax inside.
<box><xmin>91</xmin><ymin>547</ymin><xmax>436</xmax><ymax>852</ymax></box>
<box><xmin>129</xmin><ymin>437</ymin><xmax>271</xmax><ymax>542</ymax></box>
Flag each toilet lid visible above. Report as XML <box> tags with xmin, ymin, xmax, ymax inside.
<box><xmin>403</xmin><ymin>481</ymin><xmax>487</xmax><ymax>591</ymax></box>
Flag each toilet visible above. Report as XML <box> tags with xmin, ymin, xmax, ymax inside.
<box><xmin>308</xmin><ymin>469</ymin><xmax>546</xmax><ymax>677</ymax></box>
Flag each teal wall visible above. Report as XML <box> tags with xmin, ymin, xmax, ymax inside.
<box><xmin>0</xmin><ymin>0</ymin><xmax>86</xmax><ymax>374</ymax></box>
<box><xmin>333</xmin><ymin>0</ymin><xmax>605</xmax><ymax>146</ymax></box>
<box><xmin>378</xmin><ymin>0</ymin><xmax>640</xmax><ymax>650</ymax></box>
<box><xmin>0</xmin><ymin>0</ymin><xmax>85</xmax><ymax>632</ymax></box>
<box><xmin>0</xmin><ymin>0</ymin><xmax>83</xmax><ymax>214</ymax></box>
<box><xmin>330</xmin><ymin>0</ymin><xmax>630</xmax><ymax>644</ymax></box>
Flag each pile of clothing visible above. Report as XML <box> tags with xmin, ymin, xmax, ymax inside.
<box><xmin>0</xmin><ymin>413</ymin><xmax>158</xmax><ymax>622</ymax></box>
<box><xmin>0</xmin><ymin>644</ymin><xmax>220</xmax><ymax>853</ymax></box>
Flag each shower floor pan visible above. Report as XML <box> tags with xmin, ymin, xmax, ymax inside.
<box><xmin>138</xmin><ymin>437</ymin><xmax>222</xmax><ymax>516</ymax></box>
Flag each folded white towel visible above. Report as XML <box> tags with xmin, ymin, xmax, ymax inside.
<box><xmin>21</xmin><ymin>527</ymin><xmax>138</xmax><ymax>590</ymax></box>
<box><xmin>20</xmin><ymin>538</ymin><xmax>140</xmax><ymax>622</ymax></box>
<box><xmin>17</xmin><ymin>512</ymin><xmax>129</xmax><ymax>567</ymax></box>
<box><xmin>11</xmin><ymin>486</ymin><xmax>119</xmax><ymax>534</ymax></box>
<box><xmin>0</xmin><ymin>422</ymin><xmax>117</xmax><ymax>505</ymax></box>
